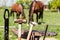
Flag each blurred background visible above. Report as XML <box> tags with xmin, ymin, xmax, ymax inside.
<box><xmin>0</xmin><ymin>0</ymin><xmax>60</xmax><ymax>40</ymax></box>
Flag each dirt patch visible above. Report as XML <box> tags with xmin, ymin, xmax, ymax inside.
<box><xmin>40</xmin><ymin>37</ymin><xmax>57</xmax><ymax>40</ymax></box>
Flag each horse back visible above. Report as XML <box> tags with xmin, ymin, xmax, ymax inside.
<box><xmin>11</xmin><ymin>4</ymin><xmax>23</xmax><ymax>13</ymax></box>
<box><xmin>30</xmin><ymin>1</ymin><xmax>44</xmax><ymax>12</ymax></box>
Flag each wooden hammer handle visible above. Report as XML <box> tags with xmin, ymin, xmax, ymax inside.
<box><xmin>18</xmin><ymin>24</ymin><xmax>21</xmax><ymax>40</ymax></box>
<box><xmin>27</xmin><ymin>24</ymin><xmax>33</xmax><ymax>40</ymax></box>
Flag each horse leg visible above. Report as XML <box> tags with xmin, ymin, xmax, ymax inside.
<box><xmin>12</xmin><ymin>12</ymin><xmax>14</xmax><ymax>19</ymax></box>
<box><xmin>29</xmin><ymin>6</ymin><xmax>34</xmax><ymax>23</ymax></box>
<box><xmin>21</xmin><ymin>9</ymin><xmax>26</xmax><ymax>19</ymax></box>
<box><xmin>16</xmin><ymin>13</ymin><xmax>20</xmax><ymax>19</ymax></box>
<box><xmin>29</xmin><ymin>14</ymin><xmax>34</xmax><ymax>23</ymax></box>
<box><xmin>29</xmin><ymin>11</ymin><xmax>34</xmax><ymax>23</ymax></box>
<box><xmin>36</xmin><ymin>13</ymin><xmax>38</xmax><ymax>23</ymax></box>
<box><xmin>9</xmin><ymin>10</ymin><xmax>15</xmax><ymax>19</ymax></box>
<box><xmin>39</xmin><ymin>11</ymin><xmax>43</xmax><ymax>23</ymax></box>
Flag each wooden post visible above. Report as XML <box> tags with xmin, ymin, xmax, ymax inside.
<box><xmin>27</xmin><ymin>23</ymin><xmax>33</xmax><ymax>40</ymax></box>
<box><xmin>14</xmin><ymin>19</ymin><xmax>26</xmax><ymax>40</ymax></box>
<box><xmin>18</xmin><ymin>24</ymin><xmax>22</xmax><ymax>40</ymax></box>
<box><xmin>43</xmin><ymin>25</ymin><xmax>48</xmax><ymax>40</ymax></box>
<box><xmin>27</xmin><ymin>22</ymin><xmax>38</xmax><ymax>40</ymax></box>
<box><xmin>4</xmin><ymin>9</ymin><xmax>9</xmax><ymax>40</ymax></box>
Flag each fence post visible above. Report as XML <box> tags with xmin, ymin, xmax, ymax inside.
<box><xmin>43</xmin><ymin>25</ymin><xmax>48</xmax><ymax>40</ymax></box>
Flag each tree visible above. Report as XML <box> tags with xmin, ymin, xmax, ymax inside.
<box><xmin>48</xmin><ymin>0</ymin><xmax>60</xmax><ymax>9</ymax></box>
<box><xmin>17</xmin><ymin>0</ymin><xmax>32</xmax><ymax>8</ymax></box>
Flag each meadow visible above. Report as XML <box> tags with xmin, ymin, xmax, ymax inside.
<box><xmin>0</xmin><ymin>8</ymin><xmax>60</xmax><ymax>40</ymax></box>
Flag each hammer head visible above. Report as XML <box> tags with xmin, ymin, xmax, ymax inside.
<box><xmin>14</xmin><ymin>19</ymin><xmax>27</xmax><ymax>24</ymax></box>
<box><xmin>30</xmin><ymin>22</ymin><xmax>38</xmax><ymax>26</ymax></box>
<box><xmin>14</xmin><ymin>19</ymin><xmax>18</xmax><ymax>23</ymax></box>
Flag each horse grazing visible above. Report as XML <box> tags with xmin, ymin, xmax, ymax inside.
<box><xmin>10</xmin><ymin>4</ymin><xmax>26</xmax><ymax>19</ymax></box>
<box><xmin>29</xmin><ymin>1</ymin><xmax>44</xmax><ymax>23</ymax></box>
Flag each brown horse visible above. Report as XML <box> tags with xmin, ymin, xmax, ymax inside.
<box><xmin>29</xmin><ymin>1</ymin><xmax>44</xmax><ymax>23</ymax></box>
<box><xmin>10</xmin><ymin>4</ymin><xmax>26</xmax><ymax>19</ymax></box>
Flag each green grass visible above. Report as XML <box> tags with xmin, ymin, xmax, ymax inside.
<box><xmin>0</xmin><ymin>8</ymin><xmax>60</xmax><ymax>40</ymax></box>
